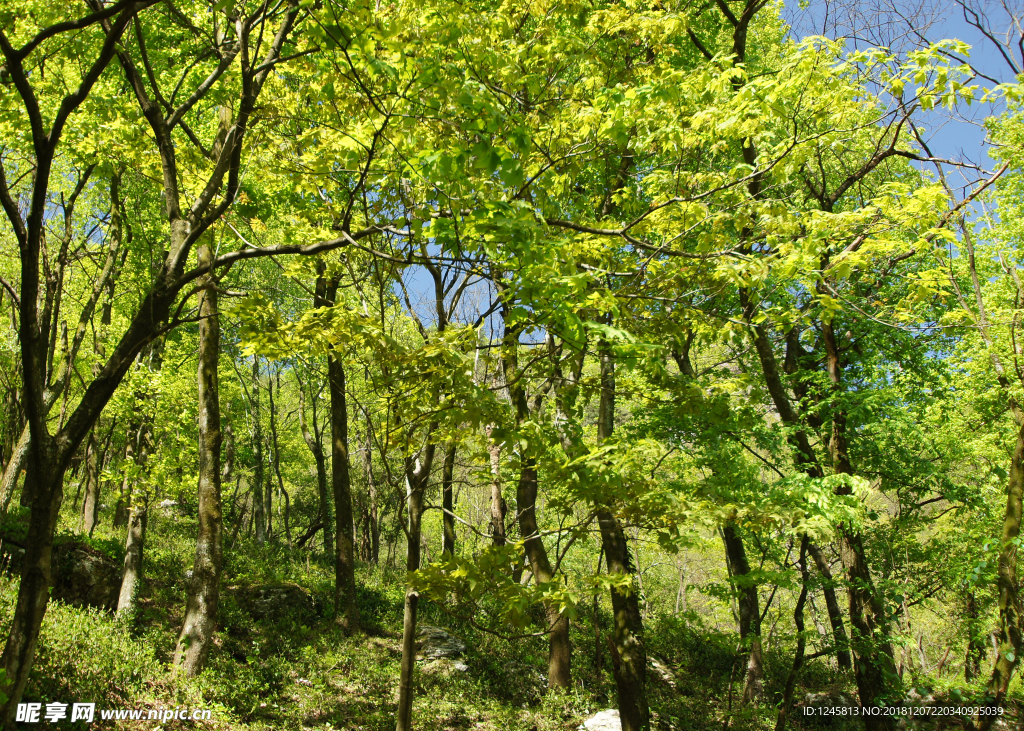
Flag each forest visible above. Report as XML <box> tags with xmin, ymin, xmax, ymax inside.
<box><xmin>0</xmin><ymin>0</ymin><xmax>1022</xmax><ymax>729</ymax></box>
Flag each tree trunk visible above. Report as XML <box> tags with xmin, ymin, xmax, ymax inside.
<box><xmin>596</xmin><ymin>340</ymin><xmax>649</xmax><ymax>731</ymax></box>
<box><xmin>222</xmin><ymin>422</ymin><xmax>234</xmax><ymax>494</ymax></box>
<box><xmin>775</xmin><ymin>537</ymin><xmax>810</xmax><ymax>731</ymax></box>
<box><xmin>806</xmin><ymin>541</ymin><xmax>852</xmax><ymax>670</ymax></box>
<box><xmin>746</xmin><ymin>303</ymin><xmax>896</xmax><ymax>729</ymax></box>
<box><xmin>173</xmin><ymin>237</ymin><xmax>223</xmax><ymax>677</ymax></box>
<box><xmin>298</xmin><ymin>374</ymin><xmax>333</xmax><ymax>556</ymax></box>
<box><xmin>229</xmin><ymin>490</ymin><xmax>249</xmax><ymax>550</ymax></box>
<box><xmin>964</xmin><ymin>591</ymin><xmax>986</xmax><ymax>681</ymax></box>
<box><xmin>395</xmin><ymin>456</ymin><xmax>430</xmax><ymax>731</ymax></box>
<box><xmin>112</xmin><ymin>432</ymin><xmax>135</xmax><ymax>529</ymax></box>
<box><xmin>268</xmin><ymin>376</ymin><xmax>291</xmax><ymax>549</ymax></box>
<box><xmin>327</xmin><ymin>281</ymin><xmax>359</xmax><ymax>633</ymax></box>
<box><xmin>81</xmin><ymin>429</ymin><xmax>100</xmax><ymax>536</ymax></box>
<box><xmin>442</xmin><ymin>442</ymin><xmax>457</xmax><ymax>556</ymax></box>
<box><xmin>0</xmin><ymin>425</ymin><xmax>29</xmax><ymax>513</ymax></box>
<box><xmin>978</xmin><ymin>420</ymin><xmax>1024</xmax><ymax>730</ymax></box>
<box><xmin>502</xmin><ymin>317</ymin><xmax>571</xmax><ymax>690</ymax></box>
<box><xmin>365</xmin><ymin>423</ymin><xmax>379</xmax><ymax>563</ymax></box>
<box><xmin>821</xmin><ymin>321</ymin><xmax>899</xmax><ymax>721</ymax></box>
<box><xmin>517</xmin><ymin>460</ymin><xmax>571</xmax><ymax>689</ymax></box>
<box><xmin>721</xmin><ymin>523</ymin><xmax>764</xmax><ymax>703</ymax></box>
<box><xmin>252</xmin><ymin>357</ymin><xmax>266</xmax><ymax>544</ymax></box>
<box><xmin>0</xmin><ymin>460</ymin><xmax>63</xmax><ymax>726</ymax></box>
<box><xmin>486</xmin><ymin>425</ymin><xmax>506</xmax><ymax>546</ymax></box>
<box><xmin>116</xmin><ymin>498</ymin><xmax>148</xmax><ymax>621</ymax></box>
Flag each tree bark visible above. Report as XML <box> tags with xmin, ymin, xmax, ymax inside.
<box><xmin>978</xmin><ymin>420</ymin><xmax>1024</xmax><ymax>730</ymax></box>
<box><xmin>251</xmin><ymin>357</ymin><xmax>266</xmax><ymax>544</ymax></box>
<box><xmin>327</xmin><ymin>279</ymin><xmax>359</xmax><ymax>633</ymax></box>
<box><xmin>775</xmin><ymin>537</ymin><xmax>810</xmax><ymax>731</ymax></box>
<box><xmin>268</xmin><ymin>375</ymin><xmax>291</xmax><ymax>549</ymax></box>
<box><xmin>486</xmin><ymin>424</ymin><xmax>506</xmax><ymax>546</ymax></box>
<box><xmin>116</xmin><ymin>498</ymin><xmax>148</xmax><ymax>621</ymax></box>
<box><xmin>721</xmin><ymin>523</ymin><xmax>764</xmax><ymax>703</ymax></box>
<box><xmin>596</xmin><ymin>339</ymin><xmax>649</xmax><ymax>731</ymax></box>
<box><xmin>0</xmin><ymin>426</ymin><xmax>29</xmax><ymax>513</ymax></box>
<box><xmin>173</xmin><ymin>236</ymin><xmax>223</xmax><ymax>677</ymax></box>
<box><xmin>442</xmin><ymin>441</ymin><xmax>457</xmax><ymax>556</ymax></box>
<box><xmin>964</xmin><ymin>591</ymin><xmax>986</xmax><ymax>681</ymax></box>
<box><xmin>0</xmin><ymin>461</ymin><xmax>63</xmax><ymax>726</ymax></box>
<box><xmin>395</xmin><ymin>453</ymin><xmax>431</xmax><ymax>731</ymax></box>
<box><xmin>364</xmin><ymin>422</ymin><xmax>379</xmax><ymax>563</ymax></box>
<box><xmin>819</xmin><ymin>322</ymin><xmax>899</xmax><ymax>715</ymax></box>
<box><xmin>81</xmin><ymin>428</ymin><xmax>100</xmax><ymax>536</ymax></box>
<box><xmin>517</xmin><ymin>460</ymin><xmax>571</xmax><ymax>689</ymax></box>
<box><xmin>112</xmin><ymin>434</ymin><xmax>135</xmax><ymax>529</ymax></box>
<box><xmin>806</xmin><ymin>542</ymin><xmax>852</xmax><ymax>670</ymax></box>
<box><xmin>298</xmin><ymin>372</ymin><xmax>333</xmax><ymax>556</ymax></box>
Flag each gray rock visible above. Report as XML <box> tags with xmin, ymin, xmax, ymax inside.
<box><xmin>648</xmin><ymin>657</ymin><xmax>676</xmax><ymax>689</ymax></box>
<box><xmin>157</xmin><ymin>499</ymin><xmax>180</xmax><ymax>516</ymax></box>
<box><xmin>52</xmin><ymin>541</ymin><xmax>121</xmax><ymax>611</ymax></box>
<box><xmin>415</xmin><ymin>625</ymin><xmax>466</xmax><ymax>659</ymax></box>
<box><xmin>581</xmin><ymin>709</ymin><xmax>620</xmax><ymax>731</ymax></box>
<box><xmin>224</xmin><ymin>582</ymin><xmax>323</xmax><ymax>626</ymax></box>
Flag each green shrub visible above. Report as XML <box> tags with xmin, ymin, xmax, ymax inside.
<box><xmin>0</xmin><ymin>580</ymin><xmax>161</xmax><ymax>707</ymax></box>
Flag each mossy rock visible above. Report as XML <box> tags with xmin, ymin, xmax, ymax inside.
<box><xmin>223</xmin><ymin>582</ymin><xmax>324</xmax><ymax>628</ymax></box>
<box><xmin>51</xmin><ymin>541</ymin><xmax>122</xmax><ymax>611</ymax></box>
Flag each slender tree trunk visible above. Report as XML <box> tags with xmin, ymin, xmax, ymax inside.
<box><xmin>395</xmin><ymin>456</ymin><xmax>430</xmax><ymax>731</ymax></box>
<box><xmin>517</xmin><ymin>460</ymin><xmax>571</xmax><ymax>689</ymax></box>
<box><xmin>937</xmin><ymin>646</ymin><xmax>952</xmax><ymax>676</ymax></box>
<box><xmin>298</xmin><ymin>375</ymin><xmax>333</xmax><ymax>556</ymax></box>
<box><xmin>229</xmin><ymin>491</ymin><xmax>249</xmax><ymax>550</ymax></box>
<box><xmin>721</xmin><ymin>523</ymin><xmax>764</xmax><ymax>703</ymax></box>
<box><xmin>252</xmin><ymin>357</ymin><xmax>266</xmax><ymax>544</ymax></box>
<box><xmin>112</xmin><ymin>433</ymin><xmax>135</xmax><ymax>529</ymax></box>
<box><xmin>116</xmin><ymin>498</ymin><xmax>148</xmax><ymax>621</ymax></box>
<box><xmin>502</xmin><ymin>317</ymin><xmax>571</xmax><ymax>690</ymax></box>
<box><xmin>173</xmin><ymin>237</ymin><xmax>223</xmax><ymax>677</ymax></box>
<box><xmin>364</xmin><ymin>422</ymin><xmax>379</xmax><ymax>563</ymax></box>
<box><xmin>486</xmin><ymin>424</ymin><xmax>506</xmax><ymax>546</ymax></box>
<box><xmin>327</xmin><ymin>278</ymin><xmax>358</xmax><ymax>633</ymax></box>
<box><xmin>806</xmin><ymin>542</ymin><xmax>852</xmax><ymax>670</ymax></box>
<box><xmin>596</xmin><ymin>339</ymin><xmax>649</xmax><ymax>731</ymax></box>
<box><xmin>775</xmin><ymin>537</ymin><xmax>810</xmax><ymax>731</ymax></box>
<box><xmin>115</xmin><ymin>399</ymin><xmax>156</xmax><ymax>623</ymax></box>
<box><xmin>81</xmin><ymin>429</ymin><xmax>100</xmax><ymax>536</ymax></box>
<box><xmin>442</xmin><ymin>442</ymin><xmax>457</xmax><ymax>556</ymax></box>
<box><xmin>964</xmin><ymin>591</ymin><xmax>986</xmax><ymax>681</ymax></box>
<box><xmin>674</xmin><ymin>562</ymin><xmax>686</xmax><ymax>616</ymax></box>
<box><xmin>0</xmin><ymin>426</ymin><xmax>29</xmax><ymax>513</ymax></box>
<box><xmin>595</xmin><ymin>552</ymin><xmax>604</xmax><ymax>676</ymax></box>
<box><xmin>222</xmin><ymin>422</ymin><xmax>234</xmax><ymax>495</ymax></box>
<box><xmin>268</xmin><ymin>376</ymin><xmax>291</xmax><ymax>549</ymax></box>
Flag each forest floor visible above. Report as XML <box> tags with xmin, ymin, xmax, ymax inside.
<box><xmin>1</xmin><ymin>510</ymin><xmax>1021</xmax><ymax>730</ymax></box>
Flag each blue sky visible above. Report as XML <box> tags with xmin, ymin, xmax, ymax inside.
<box><xmin>784</xmin><ymin>0</ymin><xmax>1020</xmax><ymax>179</ymax></box>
